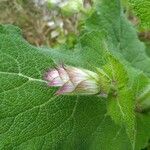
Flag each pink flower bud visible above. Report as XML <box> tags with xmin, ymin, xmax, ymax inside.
<box><xmin>45</xmin><ymin>65</ymin><xmax>105</xmax><ymax>95</ymax></box>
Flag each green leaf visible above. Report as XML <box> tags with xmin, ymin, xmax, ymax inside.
<box><xmin>89</xmin><ymin>117</ymin><xmax>132</xmax><ymax>150</ymax></box>
<box><xmin>145</xmin><ymin>40</ymin><xmax>150</xmax><ymax>57</ymax></box>
<box><xmin>80</xmin><ymin>0</ymin><xmax>150</xmax><ymax>76</ymax></box>
<box><xmin>102</xmin><ymin>56</ymin><xmax>136</xmax><ymax>148</ymax></box>
<box><xmin>0</xmin><ymin>24</ymin><xmax>132</xmax><ymax>149</ymax></box>
<box><xmin>136</xmin><ymin>113</ymin><xmax>150</xmax><ymax>149</ymax></box>
<box><xmin>134</xmin><ymin>73</ymin><xmax>150</xmax><ymax>112</ymax></box>
<box><xmin>128</xmin><ymin>0</ymin><xmax>150</xmax><ymax>30</ymax></box>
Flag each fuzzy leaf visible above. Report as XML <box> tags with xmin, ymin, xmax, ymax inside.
<box><xmin>80</xmin><ymin>0</ymin><xmax>150</xmax><ymax>76</ymax></box>
<box><xmin>0</xmin><ymin>24</ymin><xmax>132</xmax><ymax>150</ymax></box>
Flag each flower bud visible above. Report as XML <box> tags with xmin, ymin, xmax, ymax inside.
<box><xmin>45</xmin><ymin>65</ymin><xmax>110</xmax><ymax>96</ymax></box>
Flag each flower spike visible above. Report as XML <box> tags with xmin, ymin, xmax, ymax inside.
<box><xmin>45</xmin><ymin>65</ymin><xmax>110</xmax><ymax>96</ymax></box>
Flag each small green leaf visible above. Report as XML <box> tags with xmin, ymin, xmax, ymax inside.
<box><xmin>128</xmin><ymin>0</ymin><xmax>150</xmax><ymax>30</ymax></box>
<box><xmin>102</xmin><ymin>56</ymin><xmax>136</xmax><ymax>148</ymax></box>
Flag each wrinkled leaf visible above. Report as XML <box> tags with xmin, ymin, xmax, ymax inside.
<box><xmin>0</xmin><ymin>24</ymin><xmax>131</xmax><ymax>150</ymax></box>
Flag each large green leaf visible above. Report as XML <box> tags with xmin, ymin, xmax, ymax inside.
<box><xmin>0</xmin><ymin>25</ymin><xmax>129</xmax><ymax>149</ymax></box>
